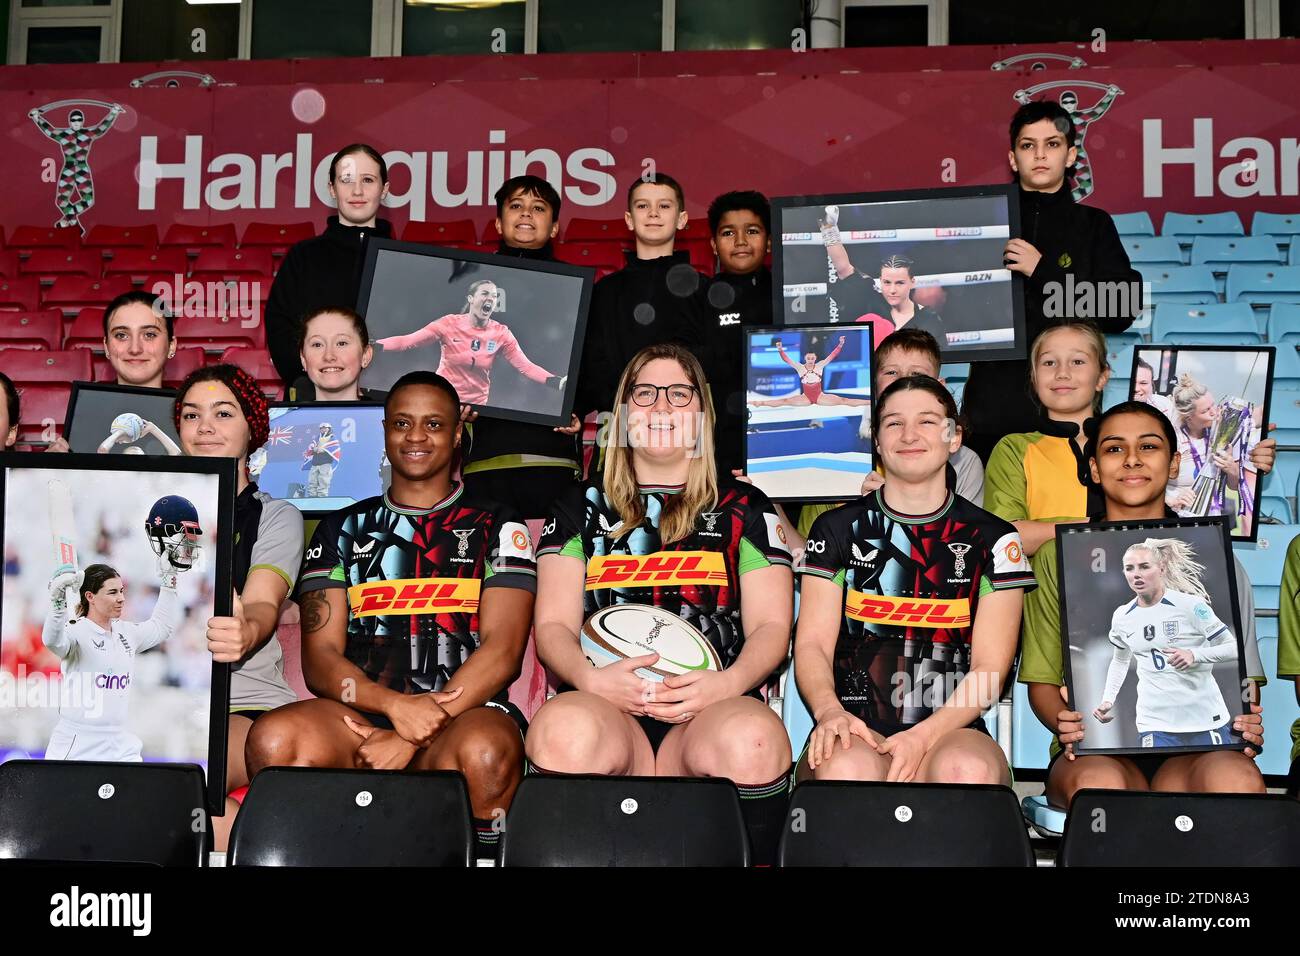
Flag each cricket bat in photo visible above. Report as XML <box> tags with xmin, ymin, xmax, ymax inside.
<box><xmin>48</xmin><ymin>478</ymin><xmax>78</xmax><ymax>579</ymax></box>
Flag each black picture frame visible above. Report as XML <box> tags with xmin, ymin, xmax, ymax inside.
<box><xmin>64</xmin><ymin>382</ymin><xmax>182</xmax><ymax>456</ymax></box>
<box><xmin>1128</xmin><ymin>344</ymin><xmax>1275</xmax><ymax>543</ymax></box>
<box><xmin>1057</xmin><ymin>516</ymin><xmax>1248</xmax><ymax>759</ymax></box>
<box><xmin>772</xmin><ymin>183</ymin><xmax>1027</xmax><ymax>362</ymax></box>
<box><xmin>355</xmin><ymin>237</ymin><xmax>594</xmax><ymax>428</ymax></box>
<box><xmin>0</xmin><ymin>452</ymin><xmax>237</xmax><ymax>815</ymax></box>
<box><xmin>742</xmin><ymin>322</ymin><xmax>875</xmax><ymax>503</ymax></box>
<box><xmin>252</xmin><ymin>401</ymin><xmax>388</xmax><ymax>517</ymax></box>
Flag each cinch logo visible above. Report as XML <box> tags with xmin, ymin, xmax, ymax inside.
<box><xmin>585</xmin><ymin>551</ymin><xmax>727</xmax><ymax>590</ymax></box>
<box><xmin>95</xmin><ymin>673</ymin><xmax>131</xmax><ymax>690</ymax></box>
<box><xmin>846</xmin><ymin>591</ymin><xmax>971</xmax><ymax>629</ymax></box>
<box><xmin>348</xmin><ymin>578</ymin><xmax>481</xmax><ymax>617</ymax></box>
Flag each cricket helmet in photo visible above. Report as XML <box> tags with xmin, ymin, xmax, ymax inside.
<box><xmin>145</xmin><ymin>495</ymin><xmax>204</xmax><ymax>570</ymax></box>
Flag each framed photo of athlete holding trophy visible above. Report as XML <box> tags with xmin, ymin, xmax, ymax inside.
<box><xmin>0</xmin><ymin>453</ymin><xmax>236</xmax><ymax>813</ymax></box>
<box><xmin>1057</xmin><ymin>517</ymin><xmax>1248</xmax><ymax>758</ymax></box>
<box><xmin>772</xmin><ymin>184</ymin><xmax>1027</xmax><ymax>362</ymax></box>
<box><xmin>356</xmin><ymin>238</ymin><xmax>594</xmax><ymax>428</ymax></box>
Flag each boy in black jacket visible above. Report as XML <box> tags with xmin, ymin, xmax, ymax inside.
<box><xmin>961</xmin><ymin>101</ymin><xmax>1141</xmax><ymax>462</ymax></box>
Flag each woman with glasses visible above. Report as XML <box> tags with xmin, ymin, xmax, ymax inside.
<box><xmin>526</xmin><ymin>343</ymin><xmax>796</xmax><ymax>865</ymax></box>
<box><xmin>751</xmin><ymin>335</ymin><xmax>872</xmax><ymax>409</ymax></box>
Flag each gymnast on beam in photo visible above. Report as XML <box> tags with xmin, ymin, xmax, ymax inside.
<box><xmin>751</xmin><ymin>336</ymin><xmax>872</xmax><ymax>409</ymax></box>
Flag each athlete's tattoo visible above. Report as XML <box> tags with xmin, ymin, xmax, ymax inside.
<box><xmin>300</xmin><ymin>590</ymin><xmax>331</xmax><ymax>635</ymax></box>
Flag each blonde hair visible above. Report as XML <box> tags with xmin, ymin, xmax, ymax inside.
<box><xmin>461</xmin><ymin>279</ymin><xmax>498</xmax><ymax>314</ymax></box>
<box><xmin>603</xmin><ymin>343</ymin><xmax>718</xmax><ymax>545</ymax></box>
<box><xmin>1171</xmin><ymin>372</ymin><xmax>1210</xmax><ymax>424</ymax></box>
<box><xmin>1124</xmin><ymin>538</ymin><xmax>1210</xmax><ymax>603</ymax></box>
<box><xmin>1029</xmin><ymin>321</ymin><xmax>1110</xmax><ymax>414</ymax></box>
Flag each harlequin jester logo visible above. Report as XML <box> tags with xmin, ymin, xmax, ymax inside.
<box><xmin>452</xmin><ymin>529</ymin><xmax>475</xmax><ymax>558</ymax></box>
<box><xmin>29</xmin><ymin>99</ymin><xmax>126</xmax><ymax>236</ymax></box>
<box><xmin>947</xmin><ymin>542</ymin><xmax>972</xmax><ymax>578</ymax></box>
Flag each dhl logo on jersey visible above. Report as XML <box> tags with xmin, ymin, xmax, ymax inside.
<box><xmin>845</xmin><ymin>590</ymin><xmax>971</xmax><ymax>629</ymax></box>
<box><xmin>348</xmin><ymin>578</ymin><xmax>481</xmax><ymax>617</ymax></box>
<box><xmin>585</xmin><ymin>551</ymin><xmax>728</xmax><ymax>591</ymax></box>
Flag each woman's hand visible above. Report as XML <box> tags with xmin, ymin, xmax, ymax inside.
<box><xmin>641</xmin><ymin>670</ymin><xmax>738</xmax><ymax>723</ymax></box>
<box><xmin>807</xmin><ymin>707</ymin><xmax>880</xmax><ymax>771</ymax></box>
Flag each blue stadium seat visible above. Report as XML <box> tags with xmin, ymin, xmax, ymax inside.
<box><xmin>1151</xmin><ymin>302</ymin><xmax>1262</xmax><ymax>345</ymax></box>
<box><xmin>1267</xmin><ymin>304</ymin><xmax>1300</xmax><ymax>345</ymax></box>
<box><xmin>1256</xmin><ymin>636</ymin><xmax>1296</xmax><ymax>779</ymax></box>
<box><xmin>1225</xmin><ymin>265</ymin><xmax>1300</xmax><ymax>310</ymax></box>
<box><xmin>1137</xmin><ymin>265</ymin><xmax>1219</xmax><ymax>306</ymax></box>
<box><xmin>1122</xmin><ymin>235</ymin><xmax>1184</xmax><ymax>268</ymax></box>
<box><xmin>1293</xmin><ymin>244</ymin><xmax>1300</xmax><ymax>266</ymax></box>
<box><xmin>1258</xmin><ymin>455</ymin><xmax>1298</xmax><ymax>523</ymax></box>
<box><xmin>1112</xmin><ymin>211</ymin><xmax>1155</xmax><ymax>237</ymax></box>
<box><xmin>1191</xmin><ymin>236</ymin><xmax>1284</xmax><ymax>295</ymax></box>
<box><xmin>939</xmin><ymin>362</ymin><xmax>970</xmax><ymax>384</ymax></box>
<box><xmin>1232</xmin><ymin>523</ymin><xmax>1296</xmax><ymax>610</ymax></box>
<box><xmin>1011</xmin><ymin>679</ymin><xmax>1052</xmax><ymax>773</ymax></box>
<box><xmin>1252</xmin><ymin>211</ymin><xmax>1300</xmax><ymax>244</ymax></box>
<box><xmin>1273</xmin><ymin>391</ymin><xmax>1300</xmax><ymax>444</ymax></box>
<box><xmin>1273</xmin><ymin>345</ymin><xmax>1300</xmax><ymax>392</ymax></box>
<box><xmin>1161</xmin><ymin>211</ymin><xmax>1245</xmax><ymax>241</ymax></box>
<box><xmin>1103</xmin><ymin>377</ymin><xmax>1132</xmax><ymax>409</ymax></box>
<box><xmin>1022</xmin><ymin>794</ymin><xmax>1066</xmax><ymax>837</ymax></box>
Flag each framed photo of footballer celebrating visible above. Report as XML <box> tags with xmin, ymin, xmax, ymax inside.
<box><xmin>772</xmin><ymin>184</ymin><xmax>1027</xmax><ymax>362</ymax></box>
<box><xmin>1128</xmin><ymin>344</ymin><xmax>1274</xmax><ymax>542</ymax></box>
<box><xmin>743</xmin><ymin>323</ymin><xmax>874</xmax><ymax>502</ymax></box>
<box><xmin>64</xmin><ymin>383</ymin><xmax>182</xmax><ymax>456</ymax></box>
<box><xmin>251</xmin><ymin>402</ymin><xmax>388</xmax><ymax>516</ymax></box>
<box><xmin>1057</xmin><ymin>517</ymin><xmax>1248</xmax><ymax>757</ymax></box>
<box><xmin>356</xmin><ymin>237</ymin><xmax>594</xmax><ymax>427</ymax></box>
<box><xmin>0</xmin><ymin>453</ymin><xmax>237</xmax><ymax>814</ymax></box>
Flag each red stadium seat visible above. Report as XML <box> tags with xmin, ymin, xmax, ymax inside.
<box><xmin>3</xmin><ymin>311</ymin><xmax>63</xmax><ymax>350</ymax></box>
<box><xmin>403</xmin><ymin>219</ymin><xmax>479</xmax><ymax>247</ymax></box>
<box><xmin>91</xmin><ymin>353</ymin><xmax>113</xmax><ymax>383</ymax></box>
<box><xmin>103</xmin><ymin>247</ymin><xmax>189</xmax><ymax>283</ymax></box>
<box><xmin>679</xmin><ymin>238</ymin><xmax>716</xmax><ymax>275</ymax></box>
<box><xmin>19</xmin><ymin>249</ymin><xmax>102</xmax><ymax>283</ymax></box>
<box><xmin>84</xmin><ymin>223</ymin><xmax>160</xmax><ymax>252</ymax></box>
<box><xmin>12</xmin><ymin>384</ymin><xmax>72</xmax><ymax>443</ymax></box>
<box><xmin>479</xmin><ymin>220</ymin><xmax>502</xmax><ymax>244</ymax></box>
<box><xmin>0</xmin><ymin>349</ymin><xmax>93</xmax><ymax>384</ymax></box>
<box><xmin>175</xmin><ymin>313</ymin><xmax>261</xmax><ymax>353</ymax></box>
<box><xmin>0</xmin><ymin>251</ymin><xmax>21</xmax><ymax>278</ymax></box>
<box><xmin>240</xmin><ymin>221</ymin><xmax>314</xmax><ymax>256</ymax></box>
<box><xmin>677</xmin><ymin>219</ymin><xmax>712</xmax><ymax>242</ymax></box>
<box><xmin>191</xmin><ymin>247</ymin><xmax>275</xmax><ymax>279</ymax></box>
<box><xmin>161</xmin><ymin>223</ymin><xmax>238</xmax><ymax>256</ymax></box>
<box><xmin>63</xmin><ymin>308</ymin><xmax>108</xmax><ymax>352</ymax></box>
<box><xmin>8</xmin><ymin>225</ymin><xmax>80</xmax><ymax>255</ymax></box>
<box><xmin>164</xmin><ymin>347</ymin><xmax>208</xmax><ymax>388</ymax></box>
<box><xmin>563</xmin><ymin>218</ymin><xmax>629</xmax><ymax>243</ymax></box>
<box><xmin>41</xmin><ymin>276</ymin><xmax>134</xmax><ymax>315</ymax></box>
<box><xmin>220</xmin><ymin>347</ymin><xmax>280</xmax><ymax>397</ymax></box>
<box><xmin>555</xmin><ymin>242</ymin><xmax>628</xmax><ymax>274</ymax></box>
<box><xmin>0</xmin><ymin>277</ymin><xmax>42</xmax><ymax>311</ymax></box>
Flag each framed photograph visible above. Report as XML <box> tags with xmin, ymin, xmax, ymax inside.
<box><xmin>743</xmin><ymin>323</ymin><xmax>874</xmax><ymax>502</ymax></box>
<box><xmin>772</xmin><ymin>184</ymin><xmax>1026</xmax><ymax>362</ymax></box>
<box><xmin>1057</xmin><ymin>518</ymin><xmax>1248</xmax><ymax>758</ymax></box>
<box><xmin>356</xmin><ymin>238</ymin><xmax>593</xmax><ymax>427</ymax></box>
<box><xmin>0</xmin><ymin>453</ymin><xmax>236</xmax><ymax>813</ymax></box>
<box><xmin>1129</xmin><ymin>344</ymin><xmax>1274</xmax><ymax>541</ymax></box>
<box><xmin>251</xmin><ymin>402</ymin><xmax>388</xmax><ymax>516</ymax></box>
<box><xmin>64</xmin><ymin>383</ymin><xmax>182</xmax><ymax>456</ymax></box>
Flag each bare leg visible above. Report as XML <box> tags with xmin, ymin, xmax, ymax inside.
<box><xmin>525</xmin><ymin>691</ymin><xmax>655</xmax><ymax>776</ymax></box>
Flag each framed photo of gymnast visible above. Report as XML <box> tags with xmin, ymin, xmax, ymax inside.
<box><xmin>1128</xmin><ymin>344</ymin><xmax>1274</xmax><ymax>542</ymax></box>
<box><xmin>0</xmin><ymin>452</ymin><xmax>237</xmax><ymax>815</ymax></box>
<box><xmin>772</xmin><ymin>184</ymin><xmax>1026</xmax><ymax>362</ymax></box>
<box><xmin>356</xmin><ymin>237</ymin><xmax>593</xmax><ymax>428</ymax></box>
<box><xmin>250</xmin><ymin>402</ymin><xmax>389</xmax><ymax>517</ymax></box>
<box><xmin>64</xmin><ymin>383</ymin><xmax>182</xmax><ymax>456</ymax></box>
<box><xmin>743</xmin><ymin>323</ymin><xmax>874</xmax><ymax>503</ymax></box>
<box><xmin>1057</xmin><ymin>518</ymin><xmax>1248</xmax><ymax>758</ymax></box>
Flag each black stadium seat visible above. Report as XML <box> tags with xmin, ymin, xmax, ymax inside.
<box><xmin>498</xmin><ymin>775</ymin><xmax>750</xmax><ymax>867</ymax></box>
<box><xmin>0</xmin><ymin>760</ymin><xmax>209</xmax><ymax>867</ymax></box>
<box><xmin>778</xmin><ymin>781</ymin><xmax>1035</xmax><ymax>867</ymax></box>
<box><xmin>1059</xmin><ymin>790</ymin><xmax>1300</xmax><ymax>867</ymax></box>
<box><xmin>228</xmin><ymin>767</ymin><xmax>474</xmax><ymax>867</ymax></box>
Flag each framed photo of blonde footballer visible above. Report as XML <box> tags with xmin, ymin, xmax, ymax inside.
<box><xmin>1057</xmin><ymin>517</ymin><xmax>1249</xmax><ymax>758</ymax></box>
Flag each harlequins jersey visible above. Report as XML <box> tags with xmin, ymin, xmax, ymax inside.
<box><xmin>537</xmin><ymin>478</ymin><xmax>792</xmax><ymax>668</ymax></box>
<box><xmin>797</xmin><ymin>490</ymin><xmax>1035</xmax><ymax>734</ymax></box>
<box><xmin>297</xmin><ymin>483</ymin><xmax>535</xmax><ymax>696</ymax></box>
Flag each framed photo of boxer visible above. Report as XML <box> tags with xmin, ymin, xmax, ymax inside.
<box><xmin>772</xmin><ymin>184</ymin><xmax>1027</xmax><ymax>362</ymax></box>
<box><xmin>356</xmin><ymin>238</ymin><xmax>594</xmax><ymax>428</ymax></box>
<box><xmin>743</xmin><ymin>323</ymin><xmax>875</xmax><ymax>502</ymax></box>
<box><xmin>64</xmin><ymin>383</ymin><xmax>182</xmax><ymax>456</ymax></box>
<box><xmin>1057</xmin><ymin>517</ymin><xmax>1248</xmax><ymax>758</ymax></box>
<box><xmin>1128</xmin><ymin>344</ymin><xmax>1274</xmax><ymax>542</ymax></box>
<box><xmin>251</xmin><ymin>402</ymin><xmax>388</xmax><ymax>516</ymax></box>
<box><xmin>0</xmin><ymin>453</ymin><xmax>236</xmax><ymax>814</ymax></box>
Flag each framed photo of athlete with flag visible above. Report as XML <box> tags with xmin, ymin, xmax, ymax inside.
<box><xmin>772</xmin><ymin>184</ymin><xmax>1027</xmax><ymax>362</ymax></box>
<box><xmin>0</xmin><ymin>452</ymin><xmax>237</xmax><ymax>814</ymax></box>
<box><xmin>356</xmin><ymin>238</ymin><xmax>593</xmax><ymax>427</ymax></box>
<box><xmin>1057</xmin><ymin>517</ymin><xmax>1249</xmax><ymax>757</ymax></box>
<box><xmin>250</xmin><ymin>402</ymin><xmax>387</xmax><ymax>516</ymax></box>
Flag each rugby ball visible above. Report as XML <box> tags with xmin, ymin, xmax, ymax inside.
<box><xmin>580</xmin><ymin>604</ymin><xmax>721</xmax><ymax>682</ymax></box>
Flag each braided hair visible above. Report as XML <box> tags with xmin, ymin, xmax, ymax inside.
<box><xmin>173</xmin><ymin>363</ymin><xmax>270</xmax><ymax>454</ymax></box>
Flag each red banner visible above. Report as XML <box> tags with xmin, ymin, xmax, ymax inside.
<box><xmin>5</xmin><ymin>39</ymin><xmax>1300</xmax><ymax>237</ymax></box>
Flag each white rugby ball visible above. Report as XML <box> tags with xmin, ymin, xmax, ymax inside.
<box><xmin>580</xmin><ymin>603</ymin><xmax>721</xmax><ymax>682</ymax></box>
